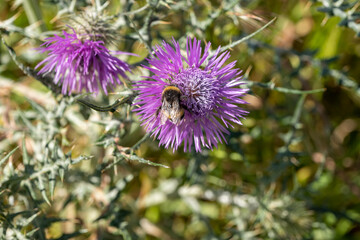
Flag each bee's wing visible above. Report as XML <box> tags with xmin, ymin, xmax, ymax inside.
<box><xmin>159</xmin><ymin>101</ymin><xmax>171</xmax><ymax>125</ymax></box>
<box><xmin>160</xmin><ymin>111</ymin><xmax>169</xmax><ymax>125</ymax></box>
<box><xmin>169</xmin><ymin>101</ymin><xmax>182</xmax><ymax>125</ymax></box>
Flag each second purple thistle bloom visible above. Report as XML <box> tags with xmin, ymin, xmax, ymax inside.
<box><xmin>36</xmin><ymin>28</ymin><xmax>133</xmax><ymax>95</ymax></box>
<box><xmin>134</xmin><ymin>37</ymin><xmax>249</xmax><ymax>152</ymax></box>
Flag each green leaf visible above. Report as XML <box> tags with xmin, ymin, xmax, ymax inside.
<box><xmin>0</xmin><ymin>146</ymin><xmax>19</xmax><ymax>167</ymax></box>
<box><xmin>37</xmin><ymin>176</ymin><xmax>50</xmax><ymax>205</ymax></box>
<box><xmin>22</xmin><ymin>137</ymin><xmax>30</xmax><ymax>167</ymax></box>
<box><xmin>127</xmin><ymin>154</ymin><xmax>169</xmax><ymax>168</ymax></box>
<box><xmin>49</xmin><ymin>169</ymin><xmax>56</xmax><ymax>200</ymax></box>
<box><xmin>27</xmin><ymin>98</ymin><xmax>48</xmax><ymax>119</ymax></box>
<box><xmin>210</xmin><ymin>17</ymin><xmax>277</xmax><ymax>56</ymax></box>
<box><xmin>24</xmin><ymin>181</ymin><xmax>37</xmax><ymax>201</ymax></box>
<box><xmin>25</xmin><ymin>228</ymin><xmax>39</xmax><ymax>237</ymax></box>
<box><xmin>23</xmin><ymin>212</ymin><xmax>41</xmax><ymax>227</ymax></box>
<box><xmin>70</xmin><ymin>155</ymin><xmax>93</xmax><ymax>165</ymax></box>
<box><xmin>18</xmin><ymin>110</ymin><xmax>36</xmax><ymax>134</ymax></box>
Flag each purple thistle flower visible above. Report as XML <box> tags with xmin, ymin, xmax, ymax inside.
<box><xmin>134</xmin><ymin>37</ymin><xmax>248</xmax><ymax>152</ymax></box>
<box><xmin>36</xmin><ymin>28</ymin><xmax>134</xmax><ymax>95</ymax></box>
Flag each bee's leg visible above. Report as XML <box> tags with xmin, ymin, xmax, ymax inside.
<box><xmin>156</xmin><ymin>106</ymin><xmax>161</xmax><ymax>117</ymax></box>
<box><xmin>178</xmin><ymin>107</ymin><xmax>185</xmax><ymax>121</ymax></box>
<box><xmin>181</xmin><ymin>104</ymin><xmax>188</xmax><ymax>111</ymax></box>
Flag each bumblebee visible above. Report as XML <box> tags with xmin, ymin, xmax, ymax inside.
<box><xmin>156</xmin><ymin>86</ymin><xmax>185</xmax><ymax>125</ymax></box>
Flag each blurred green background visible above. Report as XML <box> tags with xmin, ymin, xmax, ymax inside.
<box><xmin>0</xmin><ymin>0</ymin><xmax>360</xmax><ymax>239</ymax></box>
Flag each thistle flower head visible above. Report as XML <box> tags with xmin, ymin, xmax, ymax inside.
<box><xmin>67</xmin><ymin>10</ymin><xmax>117</xmax><ymax>44</ymax></box>
<box><xmin>36</xmin><ymin>26</ymin><xmax>134</xmax><ymax>95</ymax></box>
<box><xmin>134</xmin><ymin>37</ymin><xmax>248</xmax><ymax>152</ymax></box>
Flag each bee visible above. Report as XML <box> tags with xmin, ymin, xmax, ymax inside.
<box><xmin>156</xmin><ymin>86</ymin><xmax>185</xmax><ymax>125</ymax></box>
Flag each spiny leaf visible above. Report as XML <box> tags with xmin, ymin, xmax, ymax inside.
<box><xmin>22</xmin><ymin>212</ymin><xmax>41</xmax><ymax>227</ymax></box>
<box><xmin>24</xmin><ymin>181</ymin><xmax>37</xmax><ymax>201</ymax></box>
<box><xmin>37</xmin><ymin>176</ymin><xmax>51</xmax><ymax>205</ymax></box>
<box><xmin>13</xmin><ymin>228</ymin><xmax>29</xmax><ymax>240</ymax></box>
<box><xmin>22</xmin><ymin>137</ymin><xmax>30</xmax><ymax>168</ymax></box>
<box><xmin>70</xmin><ymin>155</ymin><xmax>93</xmax><ymax>165</ymax></box>
<box><xmin>243</xmin><ymin>80</ymin><xmax>326</xmax><ymax>95</ymax></box>
<box><xmin>126</xmin><ymin>154</ymin><xmax>169</xmax><ymax>168</ymax></box>
<box><xmin>210</xmin><ymin>17</ymin><xmax>277</xmax><ymax>56</ymax></box>
<box><xmin>25</xmin><ymin>228</ymin><xmax>39</xmax><ymax>237</ymax></box>
<box><xmin>17</xmin><ymin>110</ymin><xmax>37</xmax><ymax>134</ymax></box>
<box><xmin>0</xmin><ymin>146</ymin><xmax>19</xmax><ymax>167</ymax></box>
<box><xmin>101</xmin><ymin>155</ymin><xmax>125</xmax><ymax>172</ymax></box>
<box><xmin>49</xmin><ymin>169</ymin><xmax>56</xmax><ymax>200</ymax></box>
<box><xmin>291</xmin><ymin>94</ymin><xmax>307</xmax><ymax>126</ymax></box>
<box><xmin>59</xmin><ymin>167</ymin><xmax>65</xmax><ymax>182</ymax></box>
<box><xmin>26</xmin><ymin>98</ymin><xmax>48</xmax><ymax>119</ymax></box>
